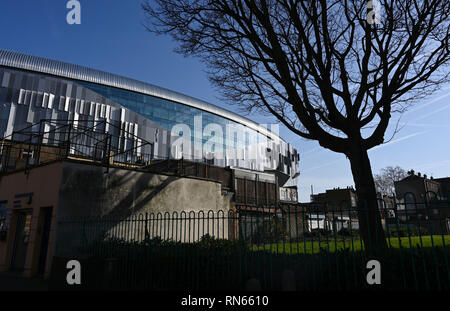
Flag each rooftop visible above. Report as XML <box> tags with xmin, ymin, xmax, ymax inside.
<box><xmin>0</xmin><ymin>49</ymin><xmax>283</xmax><ymax>142</ymax></box>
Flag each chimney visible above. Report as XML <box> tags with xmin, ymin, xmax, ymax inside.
<box><xmin>418</xmin><ymin>172</ymin><xmax>421</xmax><ymax>177</ymax></box>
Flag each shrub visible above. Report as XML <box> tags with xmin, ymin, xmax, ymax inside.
<box><xmin>74</xmin><ymin>232</ymin><xmax>450</xmax><ymax>290</ymax></box>
<box><xmin>388</xmin><ymin>226</ymin><xmax>428</xmax><ymax>237</ymax></box>
<box><xmin>249</xmin><ymin>217</ymin><xmax>288</xmax><ymax>244</ymax></box>
<box><xmin>338</xmin><ymin>228</ymin><xmax>360</xmax><ymax>237</ymax></box>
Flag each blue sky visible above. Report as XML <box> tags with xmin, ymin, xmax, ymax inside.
<box><xmin>1</xmin><ymin>1</ymin><xmax>449</xmax><ymax>202</ymax></box>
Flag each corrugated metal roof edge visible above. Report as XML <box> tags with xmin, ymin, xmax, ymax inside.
<box><xmin>0</xmin><ymin>49</ymin><xmax>288</xmax><ymax>143</ymax></box>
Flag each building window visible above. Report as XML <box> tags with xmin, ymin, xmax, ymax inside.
<box><xmin>0</xmin><ymin>201</ymin><xmax>7</xmax><ymax>228</ymax></box>
<box><xmin>0</xmin><ymin>201</ymin><xmax>11</xmax><ymax>241</ymax></box>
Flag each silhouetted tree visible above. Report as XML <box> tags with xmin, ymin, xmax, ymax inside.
<box><xmin>374</xmin><ymin>166</ymin><xmax>407</xmax><ymax>195</ymax></box>
<box><xmin>142</xmin><ymin>0</ymin><xmax>450</xmax><ymax>255</ymax></box>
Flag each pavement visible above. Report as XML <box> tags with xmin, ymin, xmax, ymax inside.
<box><xmin>0</xmin><ymin>271</ymin><xmax>48</xmax><ymax>291</ymax></box>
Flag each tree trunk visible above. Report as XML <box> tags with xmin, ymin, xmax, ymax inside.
<box><xmin>348</xmin><ymin>146</ymin><xmax>387</xmax><ymax>258</ymax></box>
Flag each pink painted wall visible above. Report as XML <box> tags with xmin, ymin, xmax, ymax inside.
<box><xmin>0</xmin><ymin>162</ymin><xmax>63</xmax><ymax>278</ymax></box>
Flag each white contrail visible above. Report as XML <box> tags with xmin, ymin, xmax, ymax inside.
<box><xmin>302</xmin><ymin>158</ymin><xmax>344</xmax><ymax>172</ymax></box>
<box><xmin>398</xmin><ymin>97</ymin><xmax>450</xmax><ymax>128</ymax></box>
<box><xmin>370</xmin><ymin>131</ymin><xmax>428</xmax><ymax>151</ymax></box>
<box><xmin>405</xmin><ymin>87</ymin><xmax>450</xmax><ymax>114</ymax></box>
<box><xmin>410</xmin><ymin>103</ymin><xmax>450</xmax><ymax>122</ymax></box>
<box><xmin>300</xmin><ymin>89</ymin><xmax>449</xmax><ymax>171</ymax></box>
<box><xmin>407</xmin><ymin>123</ymin><xmax>450</xmax><ymax>128</ymax></box>
<box><xmin>302</xmin><ymin>90</ymin><xmax>450</xmax><ymax>159</ymax></box>
<box><xmin>301</xmin><ymin>146</ymin><xmax>323</xmax><ymax>158</ymax></box>
<box><xmin>303</xmin><ymin>131</ymin><xmax>427</xmax><ymax>172</ymax></box>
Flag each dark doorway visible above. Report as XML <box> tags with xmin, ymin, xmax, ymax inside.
<box><xmin>38</xmin><ymin>207</ymin><xmax>53</xmax><ymax>276</ymax></box>
<box><xmin>11</xmin><ymin>210</ymin><xmax>33</xmax><ymax>271</ymax></box>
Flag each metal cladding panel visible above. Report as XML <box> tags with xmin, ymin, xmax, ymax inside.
<box><xmin>0</xmin><ymin>49</ymin><xmax>284</xmax><ymax>142</ymax></box>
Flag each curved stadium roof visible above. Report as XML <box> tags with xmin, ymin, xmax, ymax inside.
<box><xmin>0</xmin><ymin>49</ymin><xmax>284</xmax><ymax>142</ymax></box>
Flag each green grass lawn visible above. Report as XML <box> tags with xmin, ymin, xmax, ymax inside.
<box><xmin>251</xmin><ymin>235</ymin><xmax>450</xmax><ymax>254</ymax></box>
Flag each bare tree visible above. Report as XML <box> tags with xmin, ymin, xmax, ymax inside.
<box><xmin>142</xmin><ymin>0</ymin><xmax>450</xmax><ymax>254</ymax></box>
<box><xmin>374</xmin><ymin>166</ymin><xmax>407</xmax><ymax>195</ymax></box>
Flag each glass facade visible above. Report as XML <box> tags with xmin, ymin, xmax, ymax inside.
<box><xmin>0</xmin><ymin>49</ymin><xmax>300</xmax><ymax>185</ymax></box>
<box><xmin>77</xmin><ymin>81</ymin><xmax>272</xmax><ymax>152</ymax></box>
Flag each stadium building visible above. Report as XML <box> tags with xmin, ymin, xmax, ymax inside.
<box><xmin>0</xmin><ymin>50</ymin><xmax>302</xmax><ymax>278</ymax></box>
<box><xmin>0</xmin><ymin>49</ymin><xmax>299</xmax><ymax>186</ymax></box>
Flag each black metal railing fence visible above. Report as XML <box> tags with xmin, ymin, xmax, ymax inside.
<box><xmin>53</xmin><ymin>193</ymin><xmax>450</xmax><ymax>290</ymax></box>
